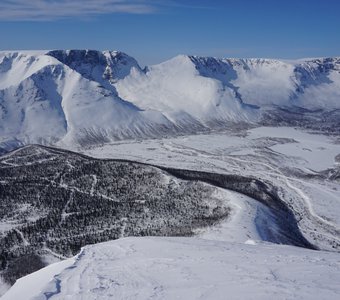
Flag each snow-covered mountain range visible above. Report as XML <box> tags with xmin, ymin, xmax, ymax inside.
<box><xmin>0</xmin><ymin>50</ymin><xmax>339</xmax><ymax>151</ymax></box>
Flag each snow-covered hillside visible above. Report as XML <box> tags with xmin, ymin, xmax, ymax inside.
<box><xmin>0</xmin><ymin>50</ymin><xmax>340</xmax><ymax>151</ymax></box>
<box><xmin>4</xmin><ymin>237</ymin><xmax>340</xmax><ymax>300</ymax></box>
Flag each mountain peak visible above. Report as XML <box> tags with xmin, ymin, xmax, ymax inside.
<box><xmin>46</xmin><ymin>49</ymin><xmax>141</xmax><ymax>84</ymax></box>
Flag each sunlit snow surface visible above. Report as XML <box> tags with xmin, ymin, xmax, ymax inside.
<box><xmin>4</xmin><ymin>237</ymin><xmax>340</xmax><ymax>300</ymax></box>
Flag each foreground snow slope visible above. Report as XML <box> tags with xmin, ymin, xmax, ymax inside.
<box><xmin>1</xmin><ymin>257</ymin><xmax>75</xmax><ymax>300</ymax></box>
<box><xmin>1</xmin><ymin>50</ymin><xmax>340</xmax><ymax>151</ymax></box>
<box><xmin>4</xmin><ymin>237</ymin><xmax>340</xmax><ymax>300</ymax></box>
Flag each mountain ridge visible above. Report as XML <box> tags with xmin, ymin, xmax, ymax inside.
<box><xmin>1</xmin><ymin>49</ymin><xmax>340</xmax><ymax>152</ymax></box>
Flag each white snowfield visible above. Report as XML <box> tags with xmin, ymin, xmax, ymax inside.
<box><xmin>0</xmin><ymin>50</ymin><xmax>340</xmax><ymax>150</ymax></box>
<box><xmin>4</xmin><ymin>237</ymin><xmax>340</xmax><ymax>300</ymax></box>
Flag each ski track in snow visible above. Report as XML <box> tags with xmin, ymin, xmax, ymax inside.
<box><xmin>90</xmin><ymin>175</ymin><xmax>97</xmax><ymax>197</ymax></box>
<box><xmin>59</xmin><ymin>191</ymin><xmax>74</xmax><ymax>223</ymax></box>
<box><xmin>14</xmin><ymin>228</ymin><xmax>30</xmax><ymax>246</ymax></box>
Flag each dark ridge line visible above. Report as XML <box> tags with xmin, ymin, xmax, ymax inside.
<box><xmin>2</xmin><ymin>144</ymin><xmax>317</xmax><ymax>250</ymax></box>
<box><xmin>159</xmin><ymin>167</ymin><xmax>317</xmax><ymax>250</ymax></box>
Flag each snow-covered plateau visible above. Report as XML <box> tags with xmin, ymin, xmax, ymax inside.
<box><xmin>3</xmin><ymin>237</ymin><xmax>340</xmax><ymax>300</ymax></box>
<box><xmin>1</xmin><ymin>50</ymin><xmax>340</xmax><ymax>299</ymax></box>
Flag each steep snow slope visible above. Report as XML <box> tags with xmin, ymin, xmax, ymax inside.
<box><xmin>1</xmin><ymin>50</ymin><xmax>340</xmax><ymax>151</ymax></box>
<box><xmin>115</xmin><ymin>55</ymin><xmax>259</xmax><ymax>125</ymax></box>
<box><xmin>0</xmin><ymin>51</ymin><xmax>53</xmax><ymax>90</ymax></box>
<box><xmin>4</xmin><ymin>237</ymin><xmax>340</xmax><ymax>300</ymax></box>
<box><xmin>1</xmin><ymin>257</ymin><xmax>75</xmax><ymax>300</ymax></box>
<box><xmin>116</xmin><ymin>55</ymin><xmax>340</xmax><ymax>112</ymax></box>
<box><xmin>0</xmin><ymin>50</ymin><xmax>177</xmax><ymax>150</ymax></box>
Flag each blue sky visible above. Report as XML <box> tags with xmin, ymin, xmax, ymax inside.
<box><xmin>0</xmin><ymin>0</ymin><xmax>339</xmax><ymax>66</ymax></box>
